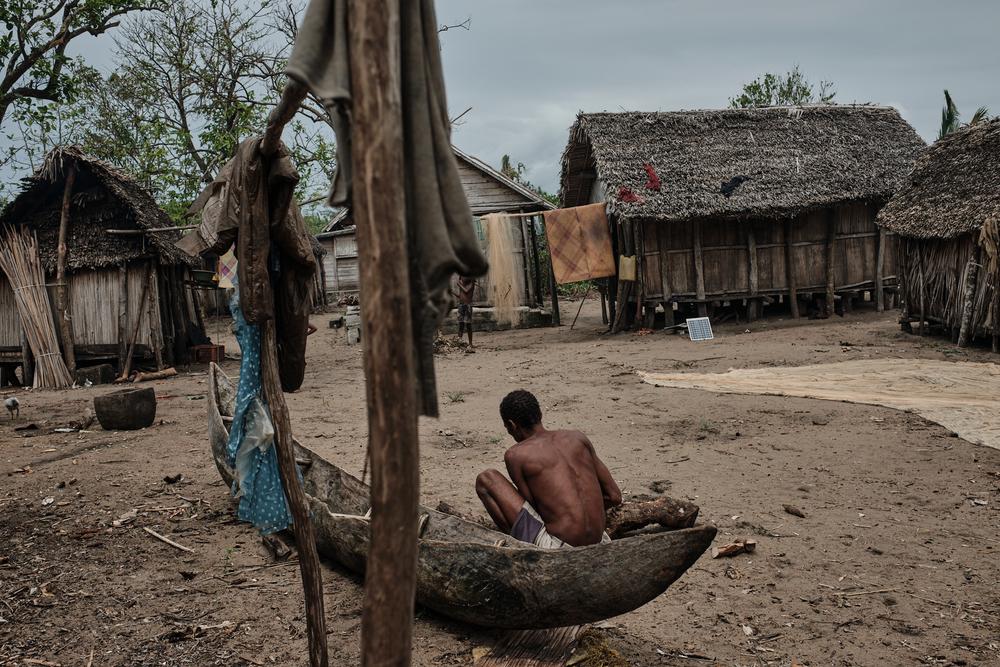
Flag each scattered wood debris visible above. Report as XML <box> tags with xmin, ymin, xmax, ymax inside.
<box><xmin>712</xmin><ymin>538</ymin><xmax>757</xmax><ymax>559</ymax></box>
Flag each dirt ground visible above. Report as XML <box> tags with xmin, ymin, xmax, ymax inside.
<box><xmin>2</xmin><ymin>299</ymin><xmax>999</xmax><ymax>666</ymax></box>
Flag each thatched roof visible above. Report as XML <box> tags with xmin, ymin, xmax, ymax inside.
<box><xmin>561</xmin><ymin>105</ymin><xmax>925</xmax><ymax>223</ymax></box>
<box><xmin>0</xmin><ymin>146</ymin><xmax>192</xmax><ymax>270</ymax></box>
<box><xmin>877</xmin><ymin>118</ymin><xmax>1000</xmax><ymax>239</ymax></box>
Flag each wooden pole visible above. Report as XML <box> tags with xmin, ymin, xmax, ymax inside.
<box><xmin>56</xmin><ymin>162</ymin><xmax>77</xmax><ymax>372</ymax></box>
<box><xmin>692</xmin><ymin>221</ymin><xmax>707</xmax><ymax>318</ymax></box>
<box><xmin>746</xmin><ymin>226</ymin><xmax>759</xmax><ymax>321</ymax></box>
<box><xmin>825</xmin><ymin>210</ymin><xmax>837</xmax><ymax>318</ymax></box>
<box><xmin>119</xmin><ymin>263</ymin><xmax>153</xmax><ymax>380</ymax></box>
<box><xmin>875</xmin><ymin>228</ymin><xmax>886</xmax><ymax>312</ymax></box>
<box><xmin>20</xmin><ymin>330</ymin><xmax>33</xmax><ymax>387</ymax></box>
<box><xmin>146</xmin><ymin>266</ymin><xmax>165</xmax><ymax>370</ymax></box>
<box><xmin>348</xmin><ymin>1</ymin><xmax>420</xmax><ymax>664</ymax></box>
<box><xmin>957</xmin><ymin>245</ymin><xmax>981</xmax><ymax>347</ymax></box>
<box><xmin>258</xmin><ymin>77</ymin><xmax>330</xmax><ymax>667</ymax></box>
<box><xmin>118</xmin><ymin>263</ymin><xmax>128</xmax><ymax>371</ymax></box>
<box><xmin>261</xmin><ymin>320</ymin><xmax>329</xmax><ymax>667</ymax></box>
<box><xmin>784</xmin><ymin>219</ymin><xmax>800</xmax><ymax>318</ymax></box>
<box><xmin>549</xmin><ymin>256</ymin><xmax>561</xmax><ymax>326</ymax></box>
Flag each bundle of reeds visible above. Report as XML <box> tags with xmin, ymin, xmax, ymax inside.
<box><xmin>0</xmin><ymin>226</ymin><xmax>74</xmax><ymax>388</ymax></box>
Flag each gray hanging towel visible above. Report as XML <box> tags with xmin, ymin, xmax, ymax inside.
<box><xmin>286</xmin><ymin>0</ymin><xmax>488</xmax><ymax>417</ymax></box>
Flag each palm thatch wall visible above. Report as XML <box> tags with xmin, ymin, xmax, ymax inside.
<box><xmin>560</xmin><ymin>105</ymin><xmax>925</xmax><ymax>327</ymax></box>
<box><xmin>0</xmin><ymin>146</ymin><xmax>204</xmax><ymax>373</ymax></box>
<box><xmin>878</xmin><ymin>119</ymin><xmax>1000</xmax><ymax>350</ymax></box>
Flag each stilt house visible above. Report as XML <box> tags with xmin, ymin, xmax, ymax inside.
<box><xmin>559</xmin><ymin>106</ymin><xmax>925</xmax><ymax>325</ymax></box>
<box><xmin>877</xmin><ymin>118</ymin><xmax>1000</xmax><ymax>350</ymax></box>
<box><xmin>0</xmin><ymin>147</ymin><xmax>205</xmax><ymax>376</ymax></box>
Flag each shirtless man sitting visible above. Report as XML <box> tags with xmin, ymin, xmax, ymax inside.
<box><xmin>476</xmin><ymin>390</ymin><xmax>622</xmax><ymax>548</ymax></box>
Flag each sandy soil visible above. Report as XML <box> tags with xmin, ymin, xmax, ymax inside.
<box><xmin>2</xmin><ymin>300</ymin><xmax>999</xmax><ymax>666</ymax></box>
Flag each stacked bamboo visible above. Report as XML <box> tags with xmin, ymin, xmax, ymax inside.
<box><xmin>0</xmin><ymin>226</ymin><xmax>74</xmax><ymax>388</ymax></box>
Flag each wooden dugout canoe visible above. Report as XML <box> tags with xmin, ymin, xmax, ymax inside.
<box><xmin>207</xmin><ymin>363</ymin><xmax>716</xmax><ymax>629</ymax></box>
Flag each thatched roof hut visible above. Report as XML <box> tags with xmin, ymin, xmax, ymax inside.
<box><xmin>559</xmin><ymin>105</ymin><xmax>925</xmax><ymax>327</ymax></box>
<box><xmin>0</xmin><ymin>146</ymin><xmax>192</xmax><ymax>270</ymax></box>
<box><xmin>0</xmin><ymin>146</ymin><xmax>205</xmax><ymax>378</ymax></box>
<box><xmin>877</xmin><ymin>119</ymin><xmax>1000</xmax><ymax>349</ymax></box>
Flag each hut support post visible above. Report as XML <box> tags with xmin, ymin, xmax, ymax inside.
<box><xmin>118</xmin><ymin>263</ymin><xmax>128</xmax><ymax>371</ymax></box>
<box><xmin>784</xmin><ymin>219</ymin><xmax>800</xmax><ymax>318</ymax></box>
<box><xmin>747</xmin><ymin>227</ymin><xmax>759</xmax><ymax>321</ymax></box>
<box><xmin>527</xmin><ymin>215</ymin><xmax>544</xmax><ymax>307</ymax></box>
<box><xmin>347</xmin><ymin>2</ymin><xmax>420</xmax><ymax>664</ymax></box>
<box><xmin>875</xmin><ymin>229</ymin><xmax>886</xmax><ymax>312</ymax></box>
<box><xmin>957</xmin><ymin>245</ymin><xmax>981</xmax><ymax>347</ymax></box>
<box><xmin>20</xmin><ymin>331</ymin><xmax>34</xmax><ymax>387</ymax></box>
<box><xmin>693</xmin><ymin>221</ymin><xmax>707</xmax><ymax>318</ymax></box>
<box><xmin>658</xmin><ymin>225</ymin><xmax>674</xmax><ymax>328</ymax></box>
<box><xmin>825</xmin><ymin>210</ymin><xmax>837</xmax><ymax>317</ymax></box>
<box><xmin>56</xmin><ymin>162</ymin><xmax>77</xmax><ymax>372</ymax></box>
<box><xmin>549</xmin><ymin>255</ymin><xmax>561</xmax><ymax>326</ymax></box>
<box><xmin>146</xmin><ymin>265</ymin><xmax>165</xmax><ymax>370</ymax></box>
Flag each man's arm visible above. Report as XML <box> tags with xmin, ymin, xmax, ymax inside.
<box><xmin>581</xmin><ymin>434</ymin><xmax>622</xmax><ymax>508</ymax></box>
<box><xmin>504</xmin><ymin>449</ymin><xmax>534</xmax><ymax>506</ymax></box>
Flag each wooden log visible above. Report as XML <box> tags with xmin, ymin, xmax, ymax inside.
<box><xmin>55</xmin><ymin>162</ymin><xmax>77</xmax><ymax>372</ymax></box>
<box><xmin>876</xmin><ymin>228</ymin><xmax>886</xmax><ymax>312</ymax></box>
<box><xmin>605</xmin><ymin>496</ymin><xmax>699</xmax><ymax>538</ymax></box>
<box><xmin>146</xmin><ymin>265</ymin><xmax>165</xmax><ymax>370</ymax></box>
<box><xmin>825</xmin><ymin>209</ymin><xmax>837</xmax><ymax>318</ymax></box>
<box><xmin>134</xmin><ymin>367</ymin><xmax>177</xmax><ymax>382</ymax></box>
<box><xmin>347</xmin><ymin>1</ymin><xmax>419</xmax><ymax>664</ymax></box>
<box><xmin>118</xmin><ymin>263</ymin><xmax>128</xmax><ymax>371</ymax></box>
<box><xmin>784</xmin><ymin>218</ymin><xmax>800</xmax><ymax>318</ymax></box>
<box><xmin>747</xmin><ymin>226</ymin><xmax>759</xmax><ymax>321</ymax></box>
<box><xmin>957</xmin><ymin>244</ymin><xmax>981</xmax><ymax>347</ymax></box>
<box><xmin>692</xmin><ymin>221</ymin><xmax>707</xmax><ymax>318</ymax></box>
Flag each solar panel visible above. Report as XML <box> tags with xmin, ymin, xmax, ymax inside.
<box><xmin>686</xmin><ymin>317</ymin><xmax>714</xmax><ymax>342</ymax></box>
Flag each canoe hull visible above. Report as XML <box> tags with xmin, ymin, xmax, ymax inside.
<box><xmin>207</xmin><ymin>363</ymin><xmax>716</xmax><ymax>628</ymax></box>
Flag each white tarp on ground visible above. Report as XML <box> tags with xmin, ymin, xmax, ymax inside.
<box><xmin>638</xmin><ymin>359</ymin><xmax>1000</xmax><ymax>450</ymax></box>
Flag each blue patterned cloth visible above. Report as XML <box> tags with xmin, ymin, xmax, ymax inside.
<box><xmin>227</xmin><ymin>281</ymin><xmax>294</xmax><ymax>535</ymax></box>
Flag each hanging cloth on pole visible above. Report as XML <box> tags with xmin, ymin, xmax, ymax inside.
<box><xmin>225</xmin><ymin>277</ymin><xmax>294</xmax><ymax>534</ymax></box>
<box><xmin>542</xmin><ymin>203</ymin><xmax>616</xmax><ymax>285</ymax></box>
<box><xmin>285</xmin><ymin>0</ymin><xmax>488</xmax><ymax>417</ymax></box>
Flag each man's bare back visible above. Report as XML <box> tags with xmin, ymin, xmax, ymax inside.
<box><xmin>476</xmin><ymin>390</ymin><xmax>622</xmax><ymax>547</ymax></box>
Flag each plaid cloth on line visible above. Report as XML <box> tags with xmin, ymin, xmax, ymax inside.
<box><xmin>542</xmin><ymin>203</ymin><xmax>616</xmax><ymax>285</ymax></box>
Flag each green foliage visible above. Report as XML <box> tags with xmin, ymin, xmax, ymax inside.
<box><xmin>939</xmin><ymin>89</ymin><xmax>992</xmax><ymax>140</ymax></box>
<box><xmin>0</xmin><ymin>0</ymin><xmax>161</xmax><ymax>125</ymax></box>
<box><xmin>4</xmin><ymin>0</ymin><xmax>335</xmax><ymax>217</ymax></box>
<box><xmin>729</xmin><ymin>65</ymin><xmax>836</xmax><ymax>108</ymax></box>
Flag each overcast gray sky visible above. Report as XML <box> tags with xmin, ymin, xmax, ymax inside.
<box><xmin>436</xmin><ymin>0</ymin><xmax>1000</xmax><ymax>193</ymax></box>
<box><xmin>55</xmin><ymin>0</ymin><xmax>1000</xmax><ymax>196</ymax></box>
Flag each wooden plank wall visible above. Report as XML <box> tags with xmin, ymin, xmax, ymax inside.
<box><xmin>640</xmin><ymin>201</ymin><xmax>895</xmax><ymax>302</ymax></box>
<box><xmin>320</xmin><ymin>234</ymin><xmax>360</xmax><ymax>295</ymax></box>
<box><xmin>456</xmin><ymin>159</ymin><xmax>534</xmax><ymax>214</ymax></box>
<box><xmin>0</xmin><ymin>276</ymin><xmax>23</xmax><ymax>348</ymax></box>
<box><xmin>64</xmin><ymin>263</ymin><xmax>160</xmax><ymax>346</ymax></box>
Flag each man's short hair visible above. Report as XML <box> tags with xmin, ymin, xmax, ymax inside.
<box><xmin>500</xmin><ymin>390</ymin><xmax>541</xmax><ymax>428</ymax></box>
